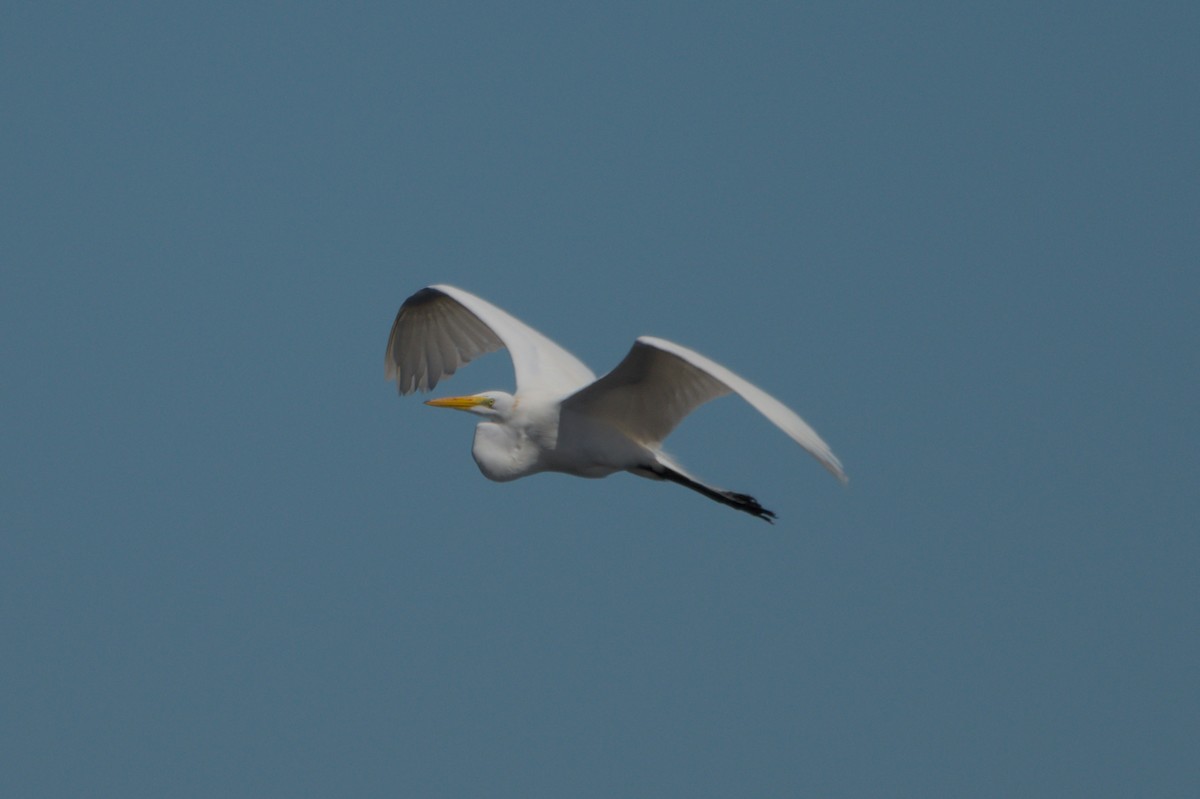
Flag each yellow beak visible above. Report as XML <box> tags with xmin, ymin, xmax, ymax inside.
<box><xmin>424</xmin><ymin>395</ymin><xmax>490</xmax><ymax>411</ymax></box>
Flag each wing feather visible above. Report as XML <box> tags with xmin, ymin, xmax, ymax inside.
<box><xmin>385</xmin><ymin>285</ymin><xmax>596</xmax><ymax>396</ymax></box>
<box><xmin>563</xmin><ymin>336</ymin><xmax>847</xmax><ymax>483</ymax></box>
<box><xmin>563</xmin><ymin>339</ymin><xmax>729</xmax><ymax>444</ymax></box>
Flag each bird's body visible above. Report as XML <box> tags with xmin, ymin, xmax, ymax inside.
<box><xmin>386</xmin><ymin>285</ymin><xmax>846</xmax><ymax>522</ymax></box>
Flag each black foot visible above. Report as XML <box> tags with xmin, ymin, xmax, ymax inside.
<box><xmin>723</xmin><ymin>491</ymin><xmax>777</xmax><ymax>524</ymax></box>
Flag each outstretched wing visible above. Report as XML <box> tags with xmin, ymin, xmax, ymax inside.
<box><xmin>562</xmin><ymin>336</ymin><xmax>847</xmax><ymax>483</ymax></box>
<box><xmin>385</xmin><ymin>284</ymin><xmax>596</xmax><ymax>396</ymax></box>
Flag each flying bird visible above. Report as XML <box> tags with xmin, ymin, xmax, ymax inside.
<box><xmin>385</xmin><ymin>285</ymin><xmax>846</xmax><ymax>522</ymax></box>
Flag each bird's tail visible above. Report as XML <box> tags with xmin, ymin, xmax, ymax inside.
<box><xmin>636</xmin><ymin>456</ymin><xmax>777</xmax><ymax>523</ymax></box>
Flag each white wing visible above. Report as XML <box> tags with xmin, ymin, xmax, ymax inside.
<box><xmin>385</xmin><ymin>284</ymin><xmax>596</xmax><ymax>396</ymax></box>
<box><xmin>563</xmin><ymin>336</ymin><xmax>847</xmax><ymax>483</ymax></box>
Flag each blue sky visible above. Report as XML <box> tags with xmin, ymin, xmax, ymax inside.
<box><xmin>3</xmin><ymin>3</ymin><xmax>1197</xmax><ymax>796</ymax></box>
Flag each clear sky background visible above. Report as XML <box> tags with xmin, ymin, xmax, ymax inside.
<box><xmin>3</xmin><ymin>3</ymin><xmax>1197</xmax><ymax>797</ymax></box>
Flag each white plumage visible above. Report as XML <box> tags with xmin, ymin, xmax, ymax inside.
<box><xmin>386</xmin><ymin>284</ymin><xmax>845</xmax><ymax>522</ymax></box>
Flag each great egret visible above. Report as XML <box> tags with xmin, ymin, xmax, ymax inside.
<box><xmin>385</xmin><ymin>285</ymin><xmax>846</xmax><ymax>522</ymax></box>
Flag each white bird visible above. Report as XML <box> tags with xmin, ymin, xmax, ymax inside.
<box><xmin>385</xmin><ymin>285</ymin><xmax>846</xmax><ymax>522</ymax></box>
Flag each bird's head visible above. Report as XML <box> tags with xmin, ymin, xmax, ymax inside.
<box><xmin>424</xmin><ymin>390</ymin><xmax>515</xmax><ymax>419</ymax></box>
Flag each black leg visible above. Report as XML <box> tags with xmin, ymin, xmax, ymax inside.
<box><xmin>649</xmin><ymin>464</ymin><xmax>777</xmax><ymax>523</ymax></box>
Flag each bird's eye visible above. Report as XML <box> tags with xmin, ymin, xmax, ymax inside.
<box><xmin>486</xmin><ymin>397</ymin><xmax>496</xmax><ymax>407</ymax></box>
